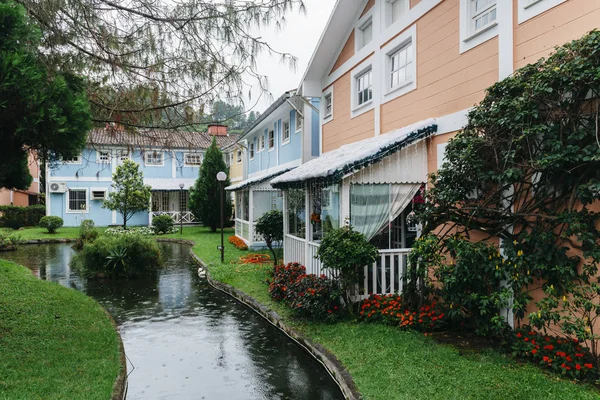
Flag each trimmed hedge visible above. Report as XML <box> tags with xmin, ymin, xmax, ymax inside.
<box><xmin>39</xmin><ymin>216</ymin><xmax>63</xmax><ymax>234</ymax></box>
<box><xmin>0</xmin><ymin>205</ymin><xmax>45</xmax><ymax>229</ymax></box>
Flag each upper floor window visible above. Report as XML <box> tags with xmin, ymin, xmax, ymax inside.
<box><xmin>357</xmin><ymin>18</ymin><xmax>373</xmax><ymax>50</ymax></box>
<box><xmin>295</xmin><ymin>112</ymin><xmax>303</xmax><ymax>132</ymax></box>
<box><xmin>268</xmin><ymin>130</ymin><xmax>275</xmax><ymax>150</ymax></box>
<box><xmin>258</xmin><ymin>134</ymin><xmax>265</xmax><ymax>151</ymax></box>
<box><xmin>63</xmin><ymin>155</ymin><xmax>81</xmax><ymax>164</ymax></box>
<box><xmin>518</xmin><ymin>0</ymin><xmax>566</xmax><ymax>24</ymax></box>
<box><xmin>249</xmin><ymin>142</ymin><xmax>255</xmax><ymax>159</ymax></box>
<box><xmin>97</xmin><ymin>151</ymin><xmax>110</xmax><ymax>163</ymax></box>
<box><xmin>236</xmin><ymin>149</ymin><xmax>242</xmax><ymax>163</ymax></box>
<box><xmin>357</xmin><ymin>69</ymin><xmax>373</xmax><ymax>106</ymax></box>
<box><xmin>184</xmin><ymin>153</ymin><xmax>202</xmax><ymax>166</ymax></box>
<box><xmin>145</xmin><ymin>151</ymin><xmax>163</xmax><ymax>166</ymax></box>
<box><xmin>390</xmin><ymin>42</ymin><xmax>413</xmax><ymax>90</ymax></box>
<box><xmin>117</xmin><ymin>149</ymin><xmax>130</xmax><ymax>163</ymax></box>
<box><xmin>471</xmin><ymin>0</ymin><xmax>497</xmax><ymax>32</ymax></box>
<box><xmin>324</xmin><ymin>93</ymin><xmax>333</xmax><ymax>118</ymax></box>
<box><xmin>386</xmin><ymin>0</ymin><xmax>408</xmax><ymax>26</ymax></box>
<box><xmin>282</xmin><ymin>120</ymin><xmax>290</xmax><ymax>143</ymax></box>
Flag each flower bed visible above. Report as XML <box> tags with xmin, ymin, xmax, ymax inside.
<box><xmin>105</xmin><ymin>226</ymin><xmax>178</xmax><ymax>236</ymax></box>
<box><xmin>228</xmin><ymin>235</ymin><xmax>248</xmax><ymax>250</ymax></box>
<box><xmin>359</xmin><ymin>294</ymin><xmax>446</xmax><ymax>332</ymax></box>
<box><xmin>512</xmin><ymin>326</ymin><xmax>598</xmax><ymax>381</ymax></box>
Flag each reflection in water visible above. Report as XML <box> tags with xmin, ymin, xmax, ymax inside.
<box><xmin>1</xmin><ymin>243</ymin><xmax>343</xmax><ymax>400</ymax></box>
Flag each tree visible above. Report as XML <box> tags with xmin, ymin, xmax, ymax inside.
<box><xmin>103</xmin><ymin>159</ymin><xmax>152</xmax><ymax>229</ymax></box>
<box><xmin>255</xmin><ymin>210</ymin><xmax>283</xmax><ymax>265</ymax></box>
<box><xmin>0</xmin><ymin>1</ymin><xmax>90</xmax><ymax>190</ymax></box>
<box><xmin>189</xmin><ymin>137</ymin><xmax>232</xmax><ymax>232</ymax></box>
<box><xmin>16</xmin><ymin>0</ymin><xmax>304</xmax><ymax>129</ymax></box>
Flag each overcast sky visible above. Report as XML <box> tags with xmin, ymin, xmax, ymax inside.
<box><xmin>249</xmin><ymin>0</ymin><xmax>336</xmax><ymax>113</ymax></box>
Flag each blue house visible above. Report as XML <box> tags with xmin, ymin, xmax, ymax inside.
<box><xmin>46</xmin><ymin>125</ymin><xmax>235</xmax><ymax>227</ymax></box>
<box><xmin>226</xmin><ymin>90</ymin><xmax>320</xmax><ymax>249</ymax></box>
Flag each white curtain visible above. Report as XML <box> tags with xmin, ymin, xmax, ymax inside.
<box><xmin>350</xmin><ymin>183</ymin><xmax>420</xmax><ymax>240</ymax></box>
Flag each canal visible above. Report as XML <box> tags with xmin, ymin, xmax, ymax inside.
<box><xmin>2</xmin><ymin>242</ymin><xmax>344</xmax><ymax>400</ymax></box>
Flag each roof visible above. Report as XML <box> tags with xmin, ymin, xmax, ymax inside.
<box><xmin>87</xmin><ymin>128</ymin><xmax>237</xmax><ymax>150</ymax></box>
<box><xmin>225</xmin><ymin>164</ymin><xmax>295</xmax><ymax>191</ymax></box>
<box><xmin>270</xmin><ymin>119</ymin><xmax>437</xmax><ymax>189</ymax></box>
<box><xmin>241</xmin><ymin>90</ymin><xmax>295</xmax><ymax>139</ymax></box>
<box><xmin>144</xmin><ymin>178</ymin><xmax>197</xmax><ymax>191</ymax></box>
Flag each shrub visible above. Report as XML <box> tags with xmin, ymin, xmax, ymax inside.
<box><xmin>0</xmin><ymin>233</ymin><xmax>22</xmax><ymax>251</ymax></box>
<box><xmin>228</xmin><ymin>235</ymin><xmax>248</xmax><ymax>250</ymax></box>
<box><xmin>72</xmin><ymin>234</ymin><xmax>162</xmax><ymax>279</ymax></box>
<box><xmin>73</xmin><ymin>219</ymin><xmax>99</xmax><ymax>250</ymax></box>
<box><xmin>0</xmin><ymin>205</ymin><xmax>46</xmax><ymax>229</ymax></box>
<box><xmin>268</xmin><ymin>262</ymin><xmax>341</xmax><ymax>321</ymax></box>
<box><xmin>359</xmin><ymin>294</ymin><xmax>446</xmax><ymax>332</ymax></box>
<box><xmin>254</xmin><ymin>210</ymin><xmax>283</xmax><ymax>264</ymax></box>
<box><xmin>38</xmin><ymin>216</ymin><xmax>64</xmax><ymax>234</ymax></box>
<box><xmin>152</xmin><ymin>214</ymin><xmax>174</xmax><ymax>234</ymax></box>
<box><xmin>511</xmin><ymin>326</ymin><xmax>599</xmax><ymax>381</ymax></box>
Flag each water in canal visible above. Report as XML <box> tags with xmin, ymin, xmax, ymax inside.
<box><xmin>2</xmin><ymin>243</ymin><xmax>344</xmax><ymax>400</ymax></box>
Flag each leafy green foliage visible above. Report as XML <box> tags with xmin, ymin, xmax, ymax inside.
<box><xmin>152</xmin><ymin>214</ymin><xmax>174</xmax><ymax>234</ymax></box>
<box><xmin>102</xmin><ymin>159</ymin><xmax>152</xmax><ymax>229</ymax></box>
<box><xmin>359</xmin><ymin>294</ymin><xmax>446</xmax><ymax>332</ymax></box>
<box><xmin>0</xmin><ymin>232</ymin><xmax>22</xmax><ymax>251</ymax></box>
<box><xmin>411</xmin><ymin>30</ymin><xmax>600</xmax><ymax>355</ymax></box>
<box><xmin>0</xmin><ymin>2</ymin><xmax>90</xmax><ymax>189</ymax></box>
<box><xmin>254</xmin><ymin>209</ymin><xmax>283</xmax><ymax>265</ymax></box>
<box><xmin>316</xmin><ymin>224</ymin><xmax>379</xmax><ymax>312</ymax></box>
<box><xmin>72</xmin><ymin>234</ymin><xmax>162</xmax><ymax>279</ymax></box>
<box><xmin>38</xmin><ymin>216</ymin><xmax>63</xmax><ymax>234</ymax></box>
<box><xmin>73</xmin><ymin>219</ymin><xmax>99</xmax><ymax>250</ymax></box>
<box><xmin>0</xmin><ymin>205</ymin><xmax>46</xmax><ymax>229</ymax></box>
<box><xmin>189</xmin><ymin>137</ymin><xmax>232</xmax><ymax>232</ymax></box>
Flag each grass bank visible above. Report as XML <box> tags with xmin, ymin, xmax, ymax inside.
<box><xmin>0</xmin><ymin>226</ymin><xmax>106</xmax><ymax>240</ymax></box>
<box><xmin>0</xmin><ymin>260</ymin><xmax>122</xmax><ymax>399</ymax></box>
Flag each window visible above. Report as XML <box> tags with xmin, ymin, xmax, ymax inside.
<box><xmin>68</xmin><ymin>189</ymin><xmax>87</xmax><ymax>212</ymax></box>
<box><xmin>249</xmin><ymin>142</ymin><xmax>255</xmax><ymax>159</ymax></box>
<box><xmin>268</xmin><ymin>130</ymin><xmax>275</xmax><ymax>150</ymax></box>
<box><xmin>230</xmin><ymin>153</ymin><xmax>234</xmax><ymax>164</ymax></box>
<box><xmin>184</xmin><ymin>153</ymin><xmax>202</xmax><ymax>166</ymax></box>
<box><xmin>471</xmin><ymin>0</ymin><xmax>497</xmax><ymax>32</ymax></box>
<box><xmin>358</xmin><ymin>18</ymin><xmax>373</xmax><ymax>49</ymax></box>
<box><xmin>324</xmin><ymin>94</ymin><xmax>333</xmax><ymax>117</ymax></box>
<box><xmin>357</xmin><ymin>69</ymin><xmax>372</xmax><ymax>106</ymax></box>
<box><xmin>91</xmin><ymin>190</ymin><xmax>107</xmax><ymax>200</ymax></box>
<box><xmin>117</xmin><ymin>149</ymin><xmax>130</xmax><ymax>163</ymax></box>
<box><xmin>145</xmin><ymin>151</ymin><xmax>163</xmax><ymax>166</ymax></box>
<box><xmin>386</xmin><ymin>0</ymin><xmax>408</xmax><ymax>26</ymax></box>
<box><xmin>63</xmin><ymin>155</ymin><xmax>81</xmax><ymax>164</ymax></box>
<box><xmin>390</xmin><ymin>42</ymin><xmax>413</xmax><ymax>90</ymax></box>
<box><xmin>179</xmin><ymin>191</ymin><xmax>189</xmax><ymax>212</ymax></box>
<box><xmin>282</xmin><ymin>120</ymin><xmax>290</xmax><ymax>143</ymax></box>
<box><xmin>258</xmin><ymin>134</ymin><xmax>265</xmax><ymax>151</ymax></box>
<box><xmin>236</xmin><ymin>149</ymin><xmax>242</xmax><ymax>163</ymax></box>
<box><xmin>295</xmin><ymin>111</ymin><xmax>303</xmax><ymax>132</ymax></box>
<box><xmin>287</xmin><ymin>188</ymin><xmax>305</xmax><ymax>239</ymax></box>
<box><xmin>518</xmin><ymin>0</ymin><xmax>566</xmax><ymax>24</ymax></box>
<box><xmin>97</xmin><ymin>151</ymin><xmax>110</xmax><ymax>163</ymax></box>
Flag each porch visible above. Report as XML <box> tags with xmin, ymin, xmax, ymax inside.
<box><xmin>150</xmin><ymin>190</ymin><xmax>196</xmax><ymax>224</ymax></box>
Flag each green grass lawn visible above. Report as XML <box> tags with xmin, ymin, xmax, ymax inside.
<box><xmin>0</xmin><ymin>226</ymin><xmax>107</xmax><ymax>240</ymax></box>
<box><xmin>0</xmin><ymin>260</ymin><xmax>122</xmax><ymax>400</ymax></box>
<box><xmin>6</xmin><ymin>225</ymin><xmax>600</xmax><ymax>399</ymax></box>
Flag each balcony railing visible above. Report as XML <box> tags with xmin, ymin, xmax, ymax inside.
<box><xmin>152</xmin><ymin>211</ymin><xmax>196</xmax><ymax>224</ymax></box>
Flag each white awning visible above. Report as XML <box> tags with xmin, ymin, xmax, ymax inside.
<box><xmin>225</xmin><ymin>165</ymin><xmax>294</xmax><ymax>191</ymax></box>
<box><xmin>144</xmin><ymin>178</ymin><xmax>196</xmax><ymax>191</ymax></box>
<box><xmin>270</xmin><ymin>118</ymin><xmax>437</xmax><ymax>189</ymax></box>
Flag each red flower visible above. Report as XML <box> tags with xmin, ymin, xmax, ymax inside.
<box><xmin>524</xmin><ymin>337</ymin><xmax>529</xmax><ymax>342</ymax></box>
<box><xmin>575</xmin><ymin>364</ymin><xmax>581</xmax><ymax>371</ymax></box>
<box><xmin>584</xmin><ymin>363</ymin><xmax>593</xmax><ymax>369</ymax></box>
<box><xmin>531</xmin><ymin>349</ymin><xmax>538</xmax><ymax>355</ymax></box>
<box><xmin>517</xmin><ymin>332</ymin><xmax>522</xmax><ymax>338</ymax></box>
<box><xmin>566</xmin><ymin>356</ymin><xmax>572</xmax><ymax>362</ymax></box>
<box><xmin>543</xmin><ymin>356</ymin><xmax>549</xmax><ymax>362</ymax></box>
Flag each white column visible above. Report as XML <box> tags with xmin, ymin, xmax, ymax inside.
<box><xmin>341</xmin><ymin>178</ymin><xmax>351</xmax><ymax>224</ymax></box>
<box><xmin>498</xmin><ymin>0</ymin><xmax>514</xmax><ymax>80</ymax></box>
<box><xmin>304</xmin><ymin>188</ymin><xmax>310</xmax><ymax>268</ymax></box>
<box><xmin>249</xmin><ymin>188</ymin><xmax>254</xmax><ymax>244</ymax></box>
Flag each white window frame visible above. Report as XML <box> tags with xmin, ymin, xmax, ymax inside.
<box><xmin>236</xmin><ymin>149</ymin><xmax>242</xmax><ymax>164</ymax></box>
<box><xmin>518</xmin><ymin>0</ymin><xmax>566</xmax><ymax>24</ymax></box>
<box><xmin>282</xmin><ymin>120</ymin><xmax>291</xmax><ymax>145</ymax></box>
<box><xmin>381</xmin><ymin>25</ymin><xmax>417</xmax><ymax>103</ymax></box>
<box><xmin>258</xmin><ymin>133</ymin><xmax>265</xmax><ymax>152</ymax></box>
<box><xmin>91</xmin><ymin>189</ymin><xmax>107</xmax><ymax>200</ymax></box>
<box><xmin>295</xmin><ymin>111</ymin><xmax>303</xmax><ymax>132</ymax></box>
<box><xmin>350</xmin><ymin>58</ymin><xmax>375</xmax><ymax>118</ymax></box>
<box><xmin>268</xmin><ymin>129</ymin><xmax>275</xmax><ymax>151</ymax></box>
<box><xmin>144</xmin><ymin>151</ymin><xmax>164</xmax><ymax>166</ymax></box>
<box><xmin>249</xmin><ymin>142</ymin><xmax>255</xmax><ymax>160</ymax></box>
<box><xmin>459</xmin><ymin>0</ymin><xmax>499</xmax><ymax>54</ymax></box>
<box><xmin>62</xmin><ymin>155</ymin><xmax>82</xmax><ymax>164</ymax></box>
<box><xmin>96</xmin><ymin>150</ymin><xmax>111</xmax><ymax>164</ymax></box>
<box><xmin>66</xmin><ymin>188</ymin><xmax>88</xmax><ymax>214</ymax></box>
<box><xmin>184</xmin><ymin>152</ymin><xmax>202</xmax><ymax>166</ymax></box>
<box><xmin>354</xmin><ymin>10</ymin><xmax>374</xmax><ymax>53</ymax></box>
<box><xmin>322</xmin><ymin>86</ymin><xmax>334</xmax><ymax>124</ymax></box>
<box><xmin>384</xmin><ymin>0</ymin><xmax>409</xmax><ymax>27</ymax></box>
<box><xmin>116</xmin><ymin>149</ymin><xmax>130</xmax><ymax>164</ymax></box>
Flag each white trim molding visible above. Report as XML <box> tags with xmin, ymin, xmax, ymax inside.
<box><xmin>459</xmin><ymin>0</ymin><xmax>499</xmax><ymax>54</ymax></box>
<box><xmin>380</xmin><ymin>24</ymin><xmax>417</xmax><ymax>105</ymax></box>
<box><xmin>144</xmin><ymin>150</ymin><xmax>164</xmax><ymax>167</ymax></box>
<box><xmin>65</xmin><ymin>187</ymin><xmax>89</xmax><ymax>214</ymax></box>
<box><xmin>518</xmin><ymin>0</ymin><xmax>566</xmax><ymax>24</ymax></box>
<box><xmin>322</xmin><ymin>85</ymin><xmax>334</xmax><ymax>124</ymax></box>
<box><xmin>350</xmin><ymin>57</ymin><xmax>375</xmax><ymax>119</ymax></box>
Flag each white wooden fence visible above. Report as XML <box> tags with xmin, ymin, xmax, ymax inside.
<box><xmin>152</xmin><ymin>211</ymin><xmax>195</xmax><ymax>224</ymax></box>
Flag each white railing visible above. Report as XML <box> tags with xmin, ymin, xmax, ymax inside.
<box><xmin>284</xmin><ymin>234</ymin><xmax>305</xmax><ymax>265</ymax></box>
<box><xmin>361</xmin><ymin>248</ymin><xmax>412</xmax><ymax>298</ymax></box>
<box><xmin>152</xmin><ymin>211</ymin><xmax>195</xmax><ymax>224</ymax></box>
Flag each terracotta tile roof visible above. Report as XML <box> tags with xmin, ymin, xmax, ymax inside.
<box><xmin>87</xmin><ymin>128</ymin><xmax>237</xmax><ymax>150</ymax></box>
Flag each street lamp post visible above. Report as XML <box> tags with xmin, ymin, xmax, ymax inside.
<box><xmin>216</xmin><ymin>171</ymin><xmax>227</xmax><ymax>263</ymax></box>
<box><xmin>179</xmin><ymin>183</ymin><xmax>184</xmax><ymax>235</ymax></box>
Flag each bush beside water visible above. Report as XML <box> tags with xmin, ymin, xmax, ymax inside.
<box><xmin>38</xmin><ymin>216</ymin><xmax>64</xmax><ymax>234</ymax></box>
<box><xmin>0</xmin><ymin>205</ymin><xmax>46</xmax><ymax>229</ymax></box>
<box><xmin>152</xmin><ymin>214</ymin><xmax>174</xmax><ymax>234</ymax></box>
<box><xmin>72</xmin><ymin>234</ymin><xmax>162</xmax><ymax>279</ymax></box>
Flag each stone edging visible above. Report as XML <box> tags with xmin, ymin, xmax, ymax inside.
<box><xmin>17</xmin><ymin>238</ymin><xmax>128</xmax><ymax>400</ymax></box>
<box><xmin>187</xmin><ymin>251</ymin><xmax>362</xmax><ymax>400</ymax></box>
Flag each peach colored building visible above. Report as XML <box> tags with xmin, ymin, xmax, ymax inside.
<box><xmin>0</xmin><ymin>151</ymin><xmax>41</xmax><ymax>206</ymax></box>
<box><xmin>273</xmin><ymin>0</ymin><xmax>600</xmax><ymax>302</ymax></box>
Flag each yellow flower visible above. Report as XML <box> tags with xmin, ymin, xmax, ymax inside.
<box><xmin>517</xmin><ymin>250</ymin><xmax>523</xmax><ymax>257</ymax></box>
<box><xmin>516</xmin><ymin>273</ymin><xmax>519</xmax><ymax>277</ymax></box>
<box><xmin>550</xmin><ymin>284</ymin><xmax>554</xmax><ymax>290</ymax></box>
<box><xmin>450</xmin><ymin>304</ymin><xmax>453</xmax><ymax>309</ymax></box>
<box><xmin>537</xmin><ymin>311</ymin><xmax>541</xmax><ymax>318</ymax></box>
<box><xmin>496</xmin><ymin>265</ymin><xmax>499</xmax><ymax>270</ymax></box>
<box><xmin>488</xmin><ymin>255</ymin><xmax>492</xmax><ymax>260</ymax></box>
<box><xmin>513</xmin><ymin>240</ymin><xmax>518</xmax><ymax>245</ymax></box>
<box><xmin>563</xmin><ymin>296</ymin><xmax>567</xmax><ymax>301</ymax></box>
<box><xmin>527</xmin><ymin>270</ymin><xmax>530</xmax><ymax>275</ymax></box>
